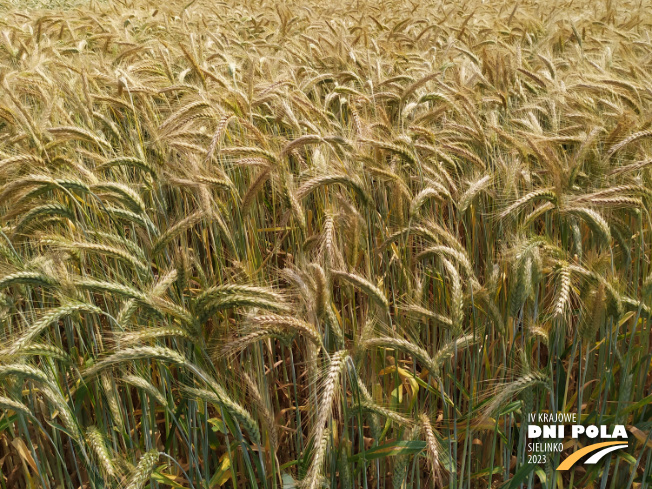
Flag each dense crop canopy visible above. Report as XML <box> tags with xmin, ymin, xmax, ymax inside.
<box><xmin>0</xmin><ymin>0</ymin><xmax>651</xmax><ymax>487</ymax></box>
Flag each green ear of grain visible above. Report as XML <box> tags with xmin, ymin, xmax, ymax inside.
<box><xmin>125</xmin><ymin>450</ymin><xmax>159</xmax><ymax>489</ymax></box>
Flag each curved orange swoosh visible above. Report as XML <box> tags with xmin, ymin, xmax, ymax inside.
<box><xmin>557</xmin><ymin>441</ymin><xmax>627</xmax><ymax>470</ymax></box>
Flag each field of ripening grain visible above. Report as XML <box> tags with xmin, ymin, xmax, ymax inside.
<box><xmin>0</xmin><ymin>0</ymin><xmax>651</xmax><ymax>487</ymax></box>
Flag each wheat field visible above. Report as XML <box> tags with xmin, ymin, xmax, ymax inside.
<box><xmin>0</xmin><ymin>0</ymin><xmax>651</xmax><ymax>487</ymax></box>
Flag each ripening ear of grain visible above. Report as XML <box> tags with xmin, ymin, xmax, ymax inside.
<box><xmin>0</xmin><ymin>0</ymin><xmax>651</xmax><ymax>488</ymax></box>
<box><xmin>124</xmin><ymin>450</ymin><xmax>160</xmax><ymax>489</ymax></box>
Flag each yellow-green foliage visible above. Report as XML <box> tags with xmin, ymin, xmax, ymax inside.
<box><xmin>0</xmin><ymin>0</ymin><xmax>651</xmax><ymax>488</ymax></box>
